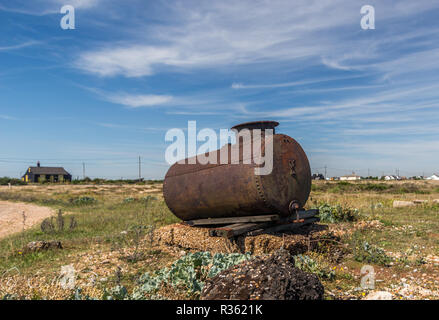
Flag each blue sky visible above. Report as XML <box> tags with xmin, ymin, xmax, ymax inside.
<box><xmin>0</xmin><ymin>0</ymin><xmax>438</xmax><ymax>179</ymax></box>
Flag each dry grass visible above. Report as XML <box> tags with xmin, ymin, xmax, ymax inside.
<box><xmin>0</xmin><ymin>180</ymin><xmax>438</xmax><ymax>300</ymax></box>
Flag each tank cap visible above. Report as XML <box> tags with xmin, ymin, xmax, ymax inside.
<box><xmin>231</xmin><ymin>121</ymin><xmax>279</xmax><ymax>133</ymax></box>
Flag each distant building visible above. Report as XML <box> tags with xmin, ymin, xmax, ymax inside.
<box><xmin>426</xmin><ymin>174</ymin><xmax>439</xmax><ymax>181</ymax></box>
<box><xmin>22</xmin><ymin>162</ymin><xmax>72</xmax><ymax>183</ymax></box>
<box><xmin>383</xmin><ymin>175</ymin><xmax>402</xmax><ymax>181</ymax></box>
<box><xmin>340</xmin><ymin>173</ymin><xmax>361</xmax><ymax>181</ymax></box>
<box><xmin>312</xmin><ymin>173</ymin><xmax>325</xmax><ymax>180</ymax></box>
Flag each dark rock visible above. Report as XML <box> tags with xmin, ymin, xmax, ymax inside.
<box><xmin>23</xmin><ymin>241</ymin><xmax>63</xmax><ymax>253</ymax></box>
<box><xmin>201</xmin><ymin>249</ymin><xmax>324</xmax><ymax>300</ymax></box>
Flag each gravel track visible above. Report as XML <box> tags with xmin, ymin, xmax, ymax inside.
<box><xmin>0</xmin><ymin>201</ymin><xmax>54</xmax><ymax>239</ymax></box>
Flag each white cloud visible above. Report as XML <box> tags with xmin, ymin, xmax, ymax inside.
<box><xmin>0</xmin><ymin>114</ymin><xmax>16</xmax><ymax>120</ymax></box>
<box><xmin>106</xmin><ymin>93</ymin><xmax>173</xmax><ymax>108</ymax></box>
<box><xmin>74</xmin><ymin>0</ymin><xmax>439</xmax><ymax>78</ymax></box>
<box><xmin>74</xmin><ymin>0</ymin><xmax>357</xmax><ymax>77</ymax></box>
<box><xmin>321</xmin><ymin>57</ymin><xmax>355</xmax><ymax>71</ymax></box>
<box><xmin>244</xmin><ymin>82</ymin><xmax>439</xmax><ymax>120</ymax></box>
<box><xmin>0</xmin><ymin>0</ymin><xmax>101</xmax><ymax>15</ymax></box>
<box><xmin>51</xmin><ymin>0</ymin><xmax>101</xmax><ymax>10</ymax></box>
<box><xmin>231</xmin><ymin>75</ymin><xmax>365</xmax><ymax>90</ymax></box>
<box><xmin>76</xmin><ymin>46</ymin><xmax>180</xmax><ymax>77</ymax></box>
<box><xmin>0</xmin><ymin>41</ymin><xmax>40</xmax><ymax>51</ymax></box>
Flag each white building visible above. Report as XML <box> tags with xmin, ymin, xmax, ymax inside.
<box><xmin>384</xmin><ymin>175</ymin><xmax>401</xmax><ymax>181</ymax></box>
<box><xmin>426</xmin><ymin>174</ymin><xmax>439</xmax><ymax>181</ymax></box>
<box><xmin>340</xmin><ymin>174</ymin><xmax>362</xmax><ymax>181</ymax></box>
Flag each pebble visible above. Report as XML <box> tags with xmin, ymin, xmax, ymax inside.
<box><xmin>363</xmin><ymin>291</ymin><xmax>393</xmax><ymax>300</ymax></box>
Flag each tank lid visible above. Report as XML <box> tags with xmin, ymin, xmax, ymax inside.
<box><xmin>231</xmin><ymin>121</ymin><xmax>279</xmax><ymax>132</ymax></box>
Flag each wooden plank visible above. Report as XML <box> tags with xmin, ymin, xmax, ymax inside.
<box><xmin>297</xmin><ymin>209</ymin><xmax>319</xmax><ymax>220</ymax></box>
<box><xmin>185</xmin><ymin>214</ymin><xmax>280</xmax><ymax>226</ymax></box>
<box><xmin>268</xmin><ymin>210</ymin><xmax>318</xmax><ymax>225</ymax></box>
<box><xmin>209</xmin><ymin>222</ymin><xmax>274</xmax><ymax>238</ymax></box>
<box><xmin>185</xmin><ymin>210</ymin><xmax>318</xmax><ymax>226</ymax></box>
<box><xmin>246</xmin><ymin>217</ymin><xmax>319</xmax><ymax>237</ymax></box>
<box><xmin>208</xmin><ymin>223</ymin><xmax>246</xmax><ymax>238</ymax></box>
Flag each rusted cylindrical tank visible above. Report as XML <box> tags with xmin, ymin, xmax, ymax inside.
<box><xmin>163</xmin><ymin>121</ymin><xmax>311</xmax><ymax>221</ymax></box>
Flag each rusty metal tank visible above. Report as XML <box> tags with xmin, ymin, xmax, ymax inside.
<box><xmin>163</xmin><ymin>121</ymin><xmax>311</xmax><ymax>221</ymax></box>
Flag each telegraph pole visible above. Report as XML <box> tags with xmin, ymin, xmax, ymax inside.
<box><xmin>138</xmin><ymin>156</ymin><xmax>142</xmax><ymax>181</ymax></box>
<box><xmin>82</xmin><ymin>162</ymin><xmax>85</xmax><ymax>180</ymax></box>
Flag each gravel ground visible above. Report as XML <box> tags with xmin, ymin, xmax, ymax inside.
<box><xmin>0</xmin><ymin>201</ymin><xmax>54</xmax><ymax>239</ymax></box>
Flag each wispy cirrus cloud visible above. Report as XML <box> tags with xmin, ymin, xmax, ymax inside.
<box><xmin>3</xmin><ymin>0</ymin><xmax>439</xmax><ymax>178</ymax></box>
<box><xmin>74</xmin><ymin>0</ymin><xmax>359</xmax><ymax>77</ymax></box>
<box><xmin>0</xmin><ymin>114</ymin><xmax>17</xmax><ymax>120</ymax></box>
<box><xmin>0</xmin><ymin>40</ymin><xmax>41</xmax><ymax>51</ymax></box>
<box><xmin>249</xmin><ymin>83</ymin><xmax>439</xmax><ymax>119</ymax></box>
<box><xmin>95</xmin><ymin>122</ymin><xmax>167</xmax><ymax>132</ymax></box>
<box><xmin>0</xmin><ymin>0</ymin><xmax>101</xmax><ymax>15</ymax></box>
<box><xmin>74</xmin><ymin>0</ymin><xmax>439</xmax><ymax>78</ymax></box>
<box><xmin>231</xmin><ymin>75</ymin><xmax>368</xmax><ymax>90</ymax></box>
<box><xmin>106</xmin><ymin>93</ymin><xmax>173</xmax><ymax>108</ymax></box>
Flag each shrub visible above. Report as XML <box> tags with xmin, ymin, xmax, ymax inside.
<box><xmin>0</xmin><ymin>177</ymin><xmax>27</xmax><ymax>186</ymax></box>
<box><xmin>122</xmin><ymin>196</ymin><xmax>157</xmax><ymax>204</ymax></box>
<box><xmin>353</xmin><ymin>241</ymin><xmax>392</xmax><ymax>266</ymax></box>
<box><xmin>123</xmin><ymin>197</ymin><xmax>135</xmax><ymax>203</ymax></box>
<box><xmin>71</xmin><ymin>196</ymin><xmax>97</xmax><ymax>206</ymax></box>
<box><xmin>294</xmin><ymin>254</ymin><xmax>335</xmax><ymax>280</ymax></box>
<box><xmin>131</xmin><ymin>252</ymin><xmax>252</xmax><ymax>299</ymax></box>
<box><xmin>361</xmin><ymin>183</ymin><xmax>389</xmax><ymax>192</ymax></box>
<box><xmin>315</xmin><ymin>203</ymin><xmax>358</xmax><ymax>223</ymax></box>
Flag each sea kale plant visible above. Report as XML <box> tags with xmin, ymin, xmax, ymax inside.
<box><xmin>294</xmin><ymin>254</ymin><xmax>336</xmax><ymax>280</ymax></box>
<box><xmin>130</xmin><ymin>251</ymin><xmax>252</xmax><ymax>299</ymax></box>
<box><xmin>353</xmin><ymin>241</ymin><xmax>393</xmax><ymax>266</ymax></box>
<box><xmin>315</xmin><ymin>203</ymin><xmax>359</xmax><ymax>223</ymax></box>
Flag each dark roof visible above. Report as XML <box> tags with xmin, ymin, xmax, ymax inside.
<box><xmin>27</xmin><ymin>166</ymin><xmax>71</xmax><ymax>175</ymax></box>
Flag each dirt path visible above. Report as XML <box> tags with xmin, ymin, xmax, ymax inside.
<box><xmin>0</xmin><ymin>201</ymin><xmax>54</xmax><ymax>239</ymax></box>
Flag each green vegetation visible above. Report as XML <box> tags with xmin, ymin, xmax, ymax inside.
<box><xmin>0</xmin><ymin>177</ymin><xmax>27</xmax><ymax>186</ymax></box>
<box><xmin>294</xmin><ymin>254</ymin><xmax>336</xmax><ymax>280</ymax></box>
<box><xmin>0</xmin><ymin>187</ymin><xmax>177</xmax><ymax>273</ymax></box>
<box><xmin>71</xmin><ymin>178</ymin><xmax>163</xmax><ymax>185</ymax></box>
<box><xmin>315</xmin><ymin>203</ymin><xmax>358</xmax><ymax>223</ymax></box>
<box><xmin>65</xmin><ymin>252</ymin><xmax>252</xmax><ymax>300</ymax></box>
<box><xmin>311</xmin><ymin>181</ymin><xmax>434</xmax><ymax>194</ymax></box>
<box><xmin>352</xmin><ymin>240</ymin><xmax>393</xmax><ymax>266</ymax></box>
<box><xmin>1</xmin><ymin>180</ymin><xmax>439</xmax><ymax>299</ymax></box>
<box><xmin>130</xmin><ymin>252</ymin><xmax>252</xmax><ymax>299</ymax></box>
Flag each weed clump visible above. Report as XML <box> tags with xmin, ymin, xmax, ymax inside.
<box><xmin>131</xmin><ymin>252</ymin><xmax>252</xmax><ymax>299</ymax></box>
<box><xmin>71</xmin><ymin>197</ymin><xmax>97</xmax><ymax>206</ymax></box>
<box><xmin>0</xmin><ymin>177</ymin><xmax>27</xmax><ymax>186</ymax></box>
<box><xmin>315</xmin><ymin>203</ymin><xmax>358</xmax><ymax>223</ymax></box>
<box><xmin>294</xmin><ymin>254</ymin><xmax>335</xmax><ymax>280</ymax></box>
<box><xmin>353</xmin><ymin>241</ymin><xmax>392</xmax><ymax>266</ymax></box>
<box><xmin>40</xmin><ymin>210</ymin><xmax>77</xmax><ymax>234</ymax></box>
